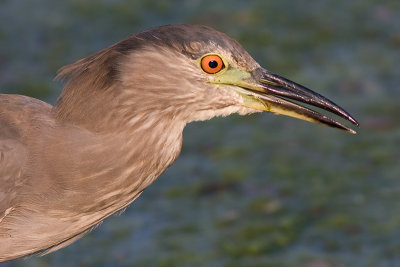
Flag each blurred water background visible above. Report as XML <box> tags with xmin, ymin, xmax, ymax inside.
<box><xmin>0</xmin><ymin>0</ymin><xmax>399</xmax><ymax>266</ymax></box>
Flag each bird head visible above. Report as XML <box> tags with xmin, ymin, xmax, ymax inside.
<box><xmin>56</xmin><ymin>24</ymin><xmax>358</xmax><ymax>133</ymax></box>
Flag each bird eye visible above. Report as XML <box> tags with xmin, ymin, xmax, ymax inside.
<box><xmin>200</xmin><ymin>55</ymin><xmax>225</xmax><ymax>74</ymax></box>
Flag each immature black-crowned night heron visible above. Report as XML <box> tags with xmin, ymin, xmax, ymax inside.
<box><xmin>0</xmin><ymin>24</ymin><xmax>358</xmax><ymax>261</ymax></box>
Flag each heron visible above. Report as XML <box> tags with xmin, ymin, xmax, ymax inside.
<box><xmin>0</xmin><ymin>24</ymin><xmax>358</xmax><ymax>262</ymax></box>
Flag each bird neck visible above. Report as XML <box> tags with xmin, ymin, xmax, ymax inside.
<box><xmin>53</xmin><ymin>47</ymin><xmax>129</xmax><ymax>133</ymax></box>
<box><xmin>37</xmin><ymin>110</ymin><xmax>185</xmax><ymax>215</ymax></box>
<box><xmin>97</xmin><ymin>114</ymin><xmax>185</xmax><ymax>203</ymax></box>
<box><xmin>53</xmin><ymin>82</ymin><xmax>124</xmax><ymax>133</ymax></box>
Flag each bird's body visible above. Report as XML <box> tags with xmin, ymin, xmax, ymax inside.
<box><xmin>0</xmin><ymin>24</ymin><xmax>358</xmax><ymax>262</ymax></box>
<box><xmin>0</xmin><ymin>94</ymin><xmax>181</xmax><ymax>259</ymax></box>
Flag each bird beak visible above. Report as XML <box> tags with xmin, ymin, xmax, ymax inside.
<box><xmin>211</xmin><ymin>67</ymin><xmax>359</xmax><ymax>134</ymax></box>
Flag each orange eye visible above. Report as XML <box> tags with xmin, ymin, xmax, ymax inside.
<box><xmin>201</xmin><ymin>55</ymin><xmax>224</xmax><ymax>74</ymax></box>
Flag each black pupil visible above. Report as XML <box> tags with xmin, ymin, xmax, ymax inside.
<box><xmin>208</xmin><ymin>60</ymin><xmax>218</xmax><ymax>69</ymax></box>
